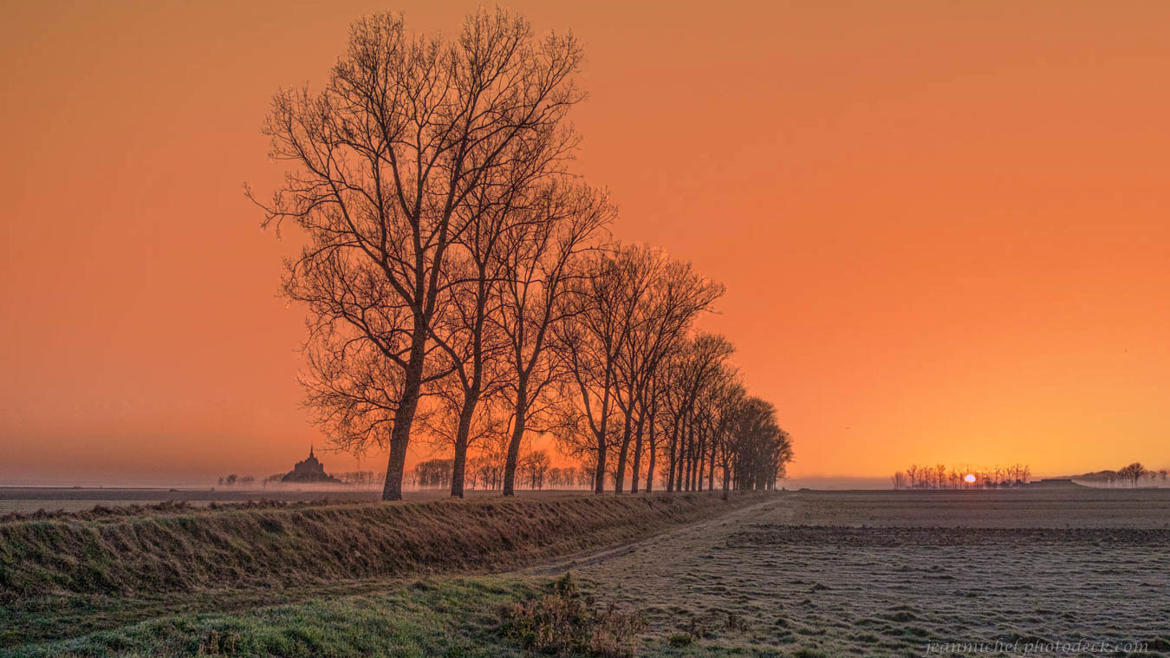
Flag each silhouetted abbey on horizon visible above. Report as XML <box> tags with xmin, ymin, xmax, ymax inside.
<box><xmin>280</xmin><ymin>446</ymin><xmax>341</xmax><ymax>484</ymax></box>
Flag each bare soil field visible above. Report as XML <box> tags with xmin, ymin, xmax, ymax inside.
<box><xmin>536</xmin><ymin>488</ymin><xmax>1170</xmax><ymax>655</ymax></box>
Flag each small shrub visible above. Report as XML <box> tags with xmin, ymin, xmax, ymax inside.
<box><xmin>501</xmin><ymin>573</ymin><xmax>645</xmax><ymax>657</ymax></box>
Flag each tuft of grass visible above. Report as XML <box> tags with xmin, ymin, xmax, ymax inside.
<box><xmin>500</xmin><ymin>573</ymin><xmax>646</xmax><ymax>657</ymax></box>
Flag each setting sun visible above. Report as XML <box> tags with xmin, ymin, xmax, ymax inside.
<box><xmin>964</xmin><ymin>474</ymin><xmax>977</xmax><ymax>484</ymax></box>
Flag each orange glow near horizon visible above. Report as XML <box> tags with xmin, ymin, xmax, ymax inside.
<box><xmin>1</xmin><ymin>1</ymin><xmax>1168</xmax><ymax>485</ymax></box>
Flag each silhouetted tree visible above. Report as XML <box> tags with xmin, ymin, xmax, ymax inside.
<box><xmin>610</xmin><ymin>245</ymin><xmax>723</xmax><ymax>494</ymax></box>
<box><xmin>520</xmin><ymin>449</ymin><xmax>552</xmax><ymax>489</ymax></box>
<box><xmin>662</xmin><ymin>334</ymin><xmax>734</xmax><ymax>492</ymax></box>
<box><xmin>414</xmin><ymin>458</ymin><xmax>455</xmax><ymax>488</ymax></box>
<box><xmin>551</xmin><ymin>252</ymin><xmax>633</xmax><ymax>493</ymax></box>
<box><xmin>1118</xmin><ymin>462</ymin><xmax>1147</xmax><ymax>487</ymax></box>
<box><xmin>253</xmin><ymin>9</ymin><xmax>585</xmax><ymax>500</ymax></box>
<box><xmin>496</xmin><ymin>184</ymin><xmax>612</xmax><ymax>496</ymax></box>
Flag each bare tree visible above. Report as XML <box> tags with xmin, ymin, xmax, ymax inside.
<box><xmin>551</xmin><ymin>251</ymin><xmax>633</xmax><ymax>493</ymax></box>
<box><xmin>611</xmin><ymin>246</ymin><xmax>724</xmax><ymax>494</ymax></box>
<box><xmin>662</xmin><ymin>334</ymin><xmax>734</xmax><ymax>492</ymax></box>
<box><xmin>1118</xmin><ymin>462</ymin><xmax>1147</xmax><ymax>487</ymax></box>
<box><xmin>730</xmin><ymin>399</ymin><xmax>792</xmax><ymax>492</ymax></box>
<box><xmin>520</xmin><ymin>449</ymin><xmax>552</xmax><ymax>489</ymax></box>
<box><xmin>252</xmin><ymin>10</ymin><xmax>586</xmax><ymax>499</ymax></box>
<box><xmin>708</xmin><ymin>377</ymin><xmax>747</xmax><ymax>498</ymax></box>
<box><xmin>497</xmin><ymin>183</ymin><xmax>612</xmax><ymax>496</ymax></box>
<box><xmin>550</xmin><ymin>247</ymin><xmax>723</xmax><ymax>495</ymax></box>
<box><xmin>637</xmin><ymin>370</ymin><xmax>665</xmax><ymax>492</ymax></box>
<box><xmin>421</xmin><ymin>385</ymin><xmax>510</xmax><ymax>491</ymax></box>
<box><xmin>414</xmin><ymin>458</ymin><xmax>455</xmax><ymax>488</ymax></box>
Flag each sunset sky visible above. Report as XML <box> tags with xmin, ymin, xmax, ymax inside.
<box><xmin>2</xmin><ymin>1</ymin><xmax>1167</xmax><ymax>485</ymax></box>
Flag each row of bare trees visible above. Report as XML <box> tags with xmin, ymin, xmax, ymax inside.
<box><xmin>892</xmin><ymin>464</ymin><xmax>1033</xmax><ymax>489</ymax></box>
<box><xmin>554</xmin><ymin>324</ymin><xmax>793</xmax><ymax>497</ymax></box>
<box><xmin>253</xmin><ymin>9</ymin><xmax>792</xmax><ymax>500</ymax></box>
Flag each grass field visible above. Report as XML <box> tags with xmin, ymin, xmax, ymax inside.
<box><xmin>0</xmin><ymin>486</ymin><xmax>551</xmax><ymax>516</ymax></box>
<box><xmin>1</xmin><ymin>491</ymin><xmax>759</xmax><ymax>655</ymax></box>
<box><xmin>4</xmin><ymin>488</ymin><xmax>1170</xmax><ymax>656</ymax></box>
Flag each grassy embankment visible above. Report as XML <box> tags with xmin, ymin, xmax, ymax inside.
<box><xmin>1</xmin><ymin>491</ymin><xmax>763</xmax><ymax>656</ymax></box>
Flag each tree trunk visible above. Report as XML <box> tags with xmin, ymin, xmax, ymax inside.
<box><xmin>665</xmin><ymin>413</ymin><xmax>680</xmax><ymax>493</ymax></box>
<box><xmin>707</xmin><ymin>443</ymin><xmax>716</xmax><ymax>491</ymax></box>
<box><xmin>593</xmin><ymin>436</ymin><xmax>607</xmax><ymax>494</ymax></box>
<box><xmin>501</xmin><ymin>378</ymin><xmax>528</xmax><ymax>497</ymax></box>
<box><xmin>613</xmin><ymin>402</ymin><xmax>634</xmax><ymax>493</ymax></box>
<box><xmin>593</xmin><ymin>377</ymin><xmax>612</xmax><ymax>495</ymax></box>
<box><xmin>721</xmin><ymin>464</ymin><xmax>730</xmax><ymax>500</ymax></box>
<box><xmin>695</xmin><ymin>433</ymin><xmax>704</xmax><ymax>492</ymax></box>
<box><xmin>450</xmin><ymin>393</ymin><xmax>477</xmax><ymax>498</ymax></box>
<box><xmin>644</xmin><ymin>407</ymin><xmax>657</xmax><ymax>493</ymax></box>
<box><xmin>381</xmin><ymin>325</ymin><xmax>427</xmax><ymax>501</ymax></box>
<box><xmin>630</xmin><ymin>404</ymin><xmax>647</xmax><ymax>493</ymax></box>
<box><xmin>382</xmin><ymin>415</ymin><xmax>411</xmax><ymax>500</ymax></box>
<box><xmin>453</xmin><ymin>283</ymin><xmax>488</xmax><ymax>498</ymax></box>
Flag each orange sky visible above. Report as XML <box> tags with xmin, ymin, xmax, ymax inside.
<box><xmin>2</xmin><ymin>1</ymin><xmax>1168</xmax><ymax>485</ymax></box>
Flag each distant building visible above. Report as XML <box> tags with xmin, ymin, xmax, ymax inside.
<box><xmin>280</xmin><ymin>446</ymin><xmax>342</xmax><ymax>484</ymax></box>
<box><xmin>1024</xmin><ymin>478</ymin><xmax>1084</xmax><ymax>489</ymax></box>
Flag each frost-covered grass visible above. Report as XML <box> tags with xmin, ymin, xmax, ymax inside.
<box><xmin>0</xmin><ymin>492</ymin><xmax>759</xmax><ymax>602</ymax></box>
<box><xmin>0</xmin><ymin>492</ymin><xmax>763</xmax><ymax>655</ymax></box>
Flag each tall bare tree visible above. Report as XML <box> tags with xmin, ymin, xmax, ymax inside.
<box><xmin>427</xmin><ymin>124</ymin><xmax>579</xmax><ymax>497</ymax></box>
<box><xmin>552</xmin><ymin>251</ymin><xmax>632</xmax><ymax>493</ymax></box>
<box><xmin>1118</xmin><ymin>462</ymin><xmax>1147</xmax><ymax>487</ymax></box>
<box><xmin>611</xmin><ymin>246</ymin><xmax>723</xmax><ymax>493</ymax></box>
<box><xmin>708</xmin><ymin>377</ymin><xmax>746</xmax><ymax>498</ymax></box>
<box><xmin>497</xmin><ymin>183</ymin><xmax>611</xmax><ymax>496</ymax></box>
<box><xmin>632</xmin><ymin>369</ymin><xmax>663</xmax><ymax>493</ymax></box>
<box><xmin>252</xmin><ymin>10</ymin><xmax>585</xmax><ymax>499</ymax></box>
<box><xmin>551</xmin><ymin>246</ymin><xmax>721</xmax><ymax>494</ymax></box>
<box><xmin>661</xmin><ymin>334</ymin><xmax>734</xmax><ymax>491</ymax></box>
<box><xmin>722</xmin><ymin>395</ymin><xmax>790</xmax><ymax>495</ymax></box>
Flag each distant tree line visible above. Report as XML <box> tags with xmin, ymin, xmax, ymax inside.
<box><xmin>410</xmin><ymin>449</ymin><xmax>572</xmax><ymax>491</ymax></box>
<box><xmin>1075</xmin><ymin>462</ymin><xmax>1169</xmax><ymax>488</ymax></box>
<box><xmin>253</xmin><ymin>9</ymin><xmax>793</xmax><ymax>500</ymax></box>
<box><xmin>217</xmin><ymin>474</ymin><xmax>255</xmax><ymax>487</ymax></box>
<box><xmin>891</xmin><ymin>464</ymin><xmax>1032</xmax><ymax>490</ymax></box>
